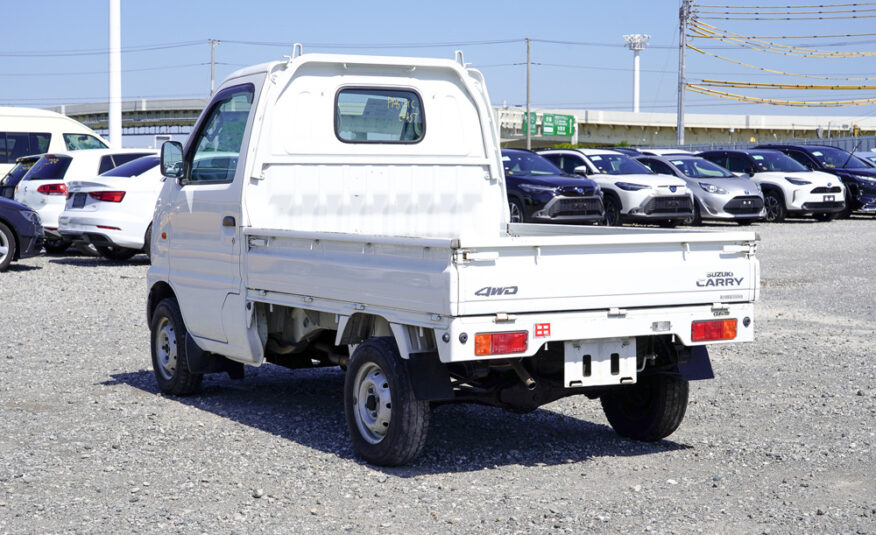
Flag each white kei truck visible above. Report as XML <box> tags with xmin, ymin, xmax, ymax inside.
<box><xmin>148</xmin><ymin>50</ymin><xmax>759</xmax><ymax>466</ymax></box>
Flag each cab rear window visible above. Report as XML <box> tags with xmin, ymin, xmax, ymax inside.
<box><xmin>24</xmin><ymin>155</ymin><xmax>72</xmax><ymax>180</ymax></box>
<box><xmin>335</xmin><ymin>88</ymin><xmax>424</xmax><ymax>143</ymax></box>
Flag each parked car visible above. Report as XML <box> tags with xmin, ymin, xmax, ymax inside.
<box><xmin>638</xmin><ymin>148</ymin><xmax>695</xmax><ymax>157</ymax></box>
<box><xmin>0</xmin><ymin>106</ymin><xmax>108</xmax><ymax>176</ymax></box>
<box><xmin>0</xmin><ymin>155</ymin><xmax>39</xmax><ymax>199</ymax></box>
<box><xmin>501</xmin><ymin>149</ymin><xmax>603</xmax><ymax>224</ymax></box>
<box><xmin>756</xmin><ymin>144</ymin><xmax>876</xmax><ymax>216</ymax></box>
<box><xmin>538</xmin><ymin>148</ymin><xmax>694</xmax><ymax>226</ymax></box>
<box><xmin>0</xmin><ymin>196</ymin><xmax>43</xmax><ymax>271</ymax></box>
<box><xmin>635</xmin><ymin>154</ymin><xmax>764</xmax><ymax>225</ymax></box>
<box><xmin>855</xmin><ymin>151</ymin><xmax>876</xmax><ymax>166</ymax></box>
<box><xmin>59</xmin><ymin>155</ymin><xmax>161</xmax><ymax>261</ymax></box>
<box><xmin>609</xmin><ymin>147</ymin><xmax>642</xmax><ymax>156</ymax></box>
<box><xmin>14</xmin><ymin>149</ymin><xmax>155</xmax><ymax>252</ymax></box>
<box><xmin>698</xmin><ymin>149</ymin><xmax>845</xmax><ymax>222</ymax></box>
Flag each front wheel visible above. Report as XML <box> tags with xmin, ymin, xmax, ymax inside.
<box><xmin>603</xmin><ymin>196</ymin><xmax>621</xmax><ymax>226</ymax></box>
<box><xmin>682</xmin><ymin>202</ymin><xmax>701</xmax><ymax>226</ymax></box>
<box><xmin>763</xmin><ymin>191</ymin><xmax>786</xmax><ymax>223</ymax></box>
<box><xmin>508</xmin><ymin>199</ymin><xmax>525</xmax><ymax>223</ymax></box>
<box><xmin>344</xmin><ymin>337</ymin><xmax>429</xmax><ymax>466</ymax></box>
<box><xmin>96</xmin><ymin>245</ymin><xmax>137</xmax><ymax>261</ymax></box>
<box><xmin>0</xmin><ymin>222</ymin><xmax>16</xmax><ymax>272</ymax></box>
<box><xmin>150</xmin><ymin>297</ymin><xmax>203</xmax><ymax>395</ymax></box>
<box><xmin>601</xmin><ymin>374</ymin><xmax>689</xmax><ymax>441</ymax></box>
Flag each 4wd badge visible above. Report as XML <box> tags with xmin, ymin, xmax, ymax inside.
<box><xmin>475</xmin><ymin>286</ymin><xmax>518</xmax><ymax>297</ymax></box>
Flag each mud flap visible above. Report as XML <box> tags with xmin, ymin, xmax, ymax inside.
<box><xmin>186</xmin><ymin>333</ymin><xmax>245</xmax><ymax>379</ymax></box>
<box><xmin>677</xmin><ymin>346</ymin><xmax>714</xmax><ymax>381</ymax></box>
<box><xmin>403</xmin><ymin>352</ymin><xmax>454</xmax><ymax>401</ymax></box>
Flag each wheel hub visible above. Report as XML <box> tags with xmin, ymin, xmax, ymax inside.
<box><xmin>353</xmin><ymin>363</ymin><xmax>392</xmax><ymax>444</ymax></box>
<box><xmin>154</xmin><ymin>317</ymin><xmax>177</xmax><ymax>380</ymax></box>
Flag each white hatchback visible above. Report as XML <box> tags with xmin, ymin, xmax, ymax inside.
<box><xmin>59</xmin><ymin>155</ymin><xmax>162</xmax><ymax>261</ymax></box>
<box><xmin>14</xmin><ymin>148</ymin><xmax>155</xmax><ymax>252</ymax></box>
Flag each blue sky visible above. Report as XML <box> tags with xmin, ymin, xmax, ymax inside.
<box><xmin>3</xmin><ymin>0</ymin><xmax>875</xmax><ymax>122</ymax></box>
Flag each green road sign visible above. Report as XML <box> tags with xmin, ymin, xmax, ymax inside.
<box><xmin>523</xmin><ymin>112</ymin><xmax>537</xmax><ymax>135</ymax></box>
<box><xmin>543</xmin><ymin>114</ymin><xmax>575</xmax><ymax>137</ymax></box>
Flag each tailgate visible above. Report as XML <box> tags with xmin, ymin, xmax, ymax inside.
<box><xmin>454</xmin><ymin>225</ymin><xmax>758</xmax><ymax>315</ymax></box>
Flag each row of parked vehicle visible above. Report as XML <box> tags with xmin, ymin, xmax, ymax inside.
<box><xmin>503</xmin><ymin>144</ymin><xmax>876</xmax><ymax>227</ymax></box>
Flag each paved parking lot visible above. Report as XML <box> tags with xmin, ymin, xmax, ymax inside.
<box><xmin>1</xmin><ymin>217</ymin><xmax>874</xmax><ymax>534</ymax></box>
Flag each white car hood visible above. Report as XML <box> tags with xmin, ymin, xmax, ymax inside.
<box><xmin>603</xmin><ymin>173</ymin><xmax>688</xmax><ymax>187</ymax></box>
<box><xmin>755</xmin><ymin>170</ymin><xmax>839</xmax><ymax>187</ymax></box>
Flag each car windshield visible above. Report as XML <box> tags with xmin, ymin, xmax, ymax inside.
<box><xmin>22</xmin><ymin>155</ymin><xmax>73</xmax><ymax>180</ymax></box>
<box><xmin>670</xmin><ymin>158</ymin><xmax>735</xmax><ymax>179</ymax></box>
<box><xmin>0</xmin><ymin>158</ymin><xmax>38</xmax><ymax>185</ymax></box>
<box><xmin>587</xmin><ymin>153</ymin><xmax>652</xmax><ymax>175</ymax></box>
<box><xmin>808</xmin><ymin>147</ymin><xmax>870</xmax><ymax>169</ymax></box>
<box><xmin>749</xmin><ymin>151</ymin><xmax>807</xmax><ymax>172</ymax></box>
<box><xmin>63</xmin><ymin>134</ymin><xmax>108</xmax><ymax>151</ymax></box>
<box><xmin>102</xmin><ymin>155</ymin><xmax>160</xmax><ymax>177</ymax></box>
<box><xmin>502</xmin><ymin>151</ymin><xmax>563</xmax><ymax>176</ymax></box>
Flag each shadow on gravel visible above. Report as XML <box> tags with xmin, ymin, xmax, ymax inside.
<box><xmin>5</xmin><ymin>263</ymin><xmax>41</xmax><ymax>272</ymax></box>
<box><xmin>49</xmin><ymin>256</ymin><xmax>149</xmax><ymax>267</ymax></box>
<box><xmin>105</xmin><ymin>366</ymin><xmax>691</xmax><ymax>475</ymax></box>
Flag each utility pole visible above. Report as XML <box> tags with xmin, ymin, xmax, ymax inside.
<box><xmin>108</xmin><ymin>0</ymin><xmax>121</xmax><ymax>148</ymax></box>
<box><xmin>677</xmin><ymin>0</ymin><xmax>691</xmax><ymax>145</ymax></box>
<box><xmin>623</xmin><ymin>34</ymin><xmax>651</xmax><ymax>113</ymax></box>
<box><xmin>210</xmin><ymin>39</ymin><xmax>220</xmax><ymax>96</ymax></box>
<box><xmin>525</xmin><ymin>38</ymin><xmax>531</xmax><ymax>150</ymax></box>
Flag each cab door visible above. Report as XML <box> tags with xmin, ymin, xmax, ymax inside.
<box><xmin>166</xmin><ymin>81</ymin><xmax>258</xmax><ymax>345</ymax></box>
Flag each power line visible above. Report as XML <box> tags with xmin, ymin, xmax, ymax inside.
<box><xmin>686</xmin><ymin>45</ymin><xmax>876</xmax><ymax>80</ymax></box>
<box><xmin>0</xmin><ymin>41</ymin><xmax>204</xmax><ymax>57</ymax></box>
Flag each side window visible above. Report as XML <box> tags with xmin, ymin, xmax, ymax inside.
<box><xmin>0</xmin><ymin>133</ymin><xmax>8</xmax><ymax>163</ymax></box>
<box><xmin>1</xmin><ymin>132</ymin><xmax>52</xmax><ymax>162</ymax></box>
<box><xmin>30</xmin><ymin>133</ymin><xmax>51</xmax><ymax>154</ymax></box>
<box><xmin>335</xmin><ymin>88</ymin><xmax>424</xmax><ymax>143</ymax></box>
<box><xmin>787</xmin><ymin>151</ymin><xmax>813</xmax><ymax>168</ymax></box>
<box><xmin>189</xmin><ymin>84</ymin><xmax>254</xmax><ymax>183</ymax></box>
<box><xmin>700</xmin><ymin>153</ymin><xmax>724</xmax><ymax>168</ymax></box>
<box><xmin>725</xmin><ymin>154</ymin><xmax>751</xmax><ymax>173</ymax></box>
<box><xmin>559</xmin><ymin>155</ymin><xmax>584</xmax><ymax>174</ymax></box>
<box><xmin>64</xmin><ymin>134</ymin><xmax>108</xmax><ymax>151</ymax></box>
<box><xmin>644</xmin><ymin>159</ymin><xmax>674</xmax><ymax>175</ymax></box>
<box><xmin>98</xmin><ymin>155</ymin><xmax>115</xmax><ymax>174</ymax></box>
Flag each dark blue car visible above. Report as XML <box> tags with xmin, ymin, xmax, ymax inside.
<box><xmin>756</xmin><ymin>144</ymin><xmax>876</xmax><ymax>216</ymax></box>
<box><xmin>501</xmin><ymin>149</ymin><xmax>604</xmax><ymax>224</ymax></box>
<box><xmin>0</xmin><ymin>196</ymin><xmax>44</xmax><ymax>271</ymax></box>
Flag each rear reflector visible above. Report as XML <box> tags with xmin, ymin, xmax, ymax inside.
<box><xmin>691</xmin><ymin>319</ymin><xmax>737</xmax><ymax>342</ymax></box>
<box><xmin>37</xmin><ymin>183</ymin><xmax>67</xmax><ymax>195</ymax></box>
<box><xmin>97</xmin><ymin>225</ymin><xmax>121</xmax><ymax>231</ymax></box>
<box><xmin>474</xmin><ymin>331</ymin><xmax>528</xmax><ymax>356</ymax></box>
<box><xmin>89</xmin><ymin>191</ymin><xmax>126</xmax><ymax>202</ymax></box>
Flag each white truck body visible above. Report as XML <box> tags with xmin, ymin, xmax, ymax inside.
<box><xmin>147</xmin><ymin>52</ymin><xmax>759</xmax><ymax>465</ymax></box>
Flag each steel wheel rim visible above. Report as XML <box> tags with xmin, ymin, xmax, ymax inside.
<box><xmin>509</xmin><ymin>202</ymin><xmax>523</xmax><ymax>223</ymax></box>
<box><xmin>764</xmin><ymin>195</ymin><xmax>780</xmax><ymax>221</ymax></box>
<box><xmin>352</xmin><ymin>362</ymin><xmax>392</xmax><ymax>444</ymax></box>
<box><xmin>154</xmin><ymin>316</ymin><xmax>177</xmax><ymax>381</ymax></box>
<box><xmin>0</xmin><ymin>230</ymin><xmax>8</xmax><ymax>262</ymax></box>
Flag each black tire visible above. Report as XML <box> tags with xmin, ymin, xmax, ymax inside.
<box><xmin>344</xmin><ymin>337</ymin><xmax>430</xmax><ymax>466</ymax></box>
<box><xmin>603</xmin><ymin>195</ymin><xmax>622</xmax><ymax>226</ymax></box>
<box><xmin>0</xmin><ymin>222</ymin><xmax>16</xmax><ymax>272</ymax></box>
<box><xmin>143</xmin><ymin>224</ymin><xmax>152</xmax><ymax>261</ymax></box>
<box><xmin>508</xmin><ymin>198</ymin><xmax>525</xmax><ymax>223</ymax></box>
<box><xmin>836</xmin><ymin>188</ymin><xmax>853</xmax><ymax>219</ymax></box>
<box><xmin>762</xmin><ymin>190</ymin><xmax>786</xmax><ymax>223</ymax></box>
<box><xmin>150</xmin><ymin>297</ymin><xmax>203</xmax><ymax>395</ymax></box>
<box><xmin>44</xmin><ymin>238</ymin><xmax>70</xmax><ymax>254</ymax></box>
<box><xmin>601</xmin><ymin>374</ymin><xmax>689</xmax><ymax>442</ymax></box>
<box><xmin>813</xmin><ymin>212</ymin><xmax>837</xmax><ymax>222</ymax></box>
<box><xmin>682</xmin><ymin>202</ymin><xmax>702</xmax><ymax>226</ymax></box>
<box><xmin>96</xmin><ymin>245</ymin><xmax>137</xmax><ymax>261</ymax></box>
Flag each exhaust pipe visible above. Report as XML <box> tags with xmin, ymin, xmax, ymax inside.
<box><xmin>510</xmin><ymin>359</ymin><xmax>536</xmax><ymax>391</ymax></box>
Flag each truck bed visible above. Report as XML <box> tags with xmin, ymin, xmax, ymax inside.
<box><xmin>243</xmin><ymin>223</ymin><xmax>758</xmax><ymax>320</ymax></box>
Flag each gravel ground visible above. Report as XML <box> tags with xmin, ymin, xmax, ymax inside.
<box><xmin>1</xmin><ymin>216</ymin><xmax>874</xmax><ymax>535</ymax></box>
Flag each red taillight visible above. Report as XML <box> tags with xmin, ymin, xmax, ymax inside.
<box><xmin>89</xmin><ymin>191</ymin><xmax>126</xmax><ymax>202</ymax></box>
<box><xmin>474</xmin><ymin>331</ymin><xmax>528</xmax><ymax>356</ymax></box>
<box><xmin>37</xmin><ymin>183</ymin><xmax>67</xmax><ymax>195</ymax></box>
<box><xmin>691</xmin><ymin>319</ymin><xmax>737</xmax><ymax>342</ymax></box>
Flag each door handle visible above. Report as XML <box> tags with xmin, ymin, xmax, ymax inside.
<box><xmin>222</xmin><ymin>216</ymin><xmax>236</xmax><ymax>227</ymax></box>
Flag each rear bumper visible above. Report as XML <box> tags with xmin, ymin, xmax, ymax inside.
<box><xmin>59</xmin><ymin>212</ymin><xmax>146</xmax><ymax>249</ymax></box>
<box><xmin>436</xmin><ymin>302</ymin><xmax>755</xmax><ymax>364</ymax></box>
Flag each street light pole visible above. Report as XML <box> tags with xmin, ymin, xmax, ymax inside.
<box><xmin>623</xmin><ymin>34</ymin><xmax>651</xmax><ymax>113</ymax></box>
<box><xmin>210</xmin><ymin>39</ymin><xmax>220</xmax><ymax>96</ymax></box>
<box><xmin>108</xmin><ymin>0</ymin><xmax>121</xmax><ymax>148</ymax></box>
<box><xmin>526</xmin><ymin>37</ymin><xmax>531</xmax><ymax>150</ymax></box>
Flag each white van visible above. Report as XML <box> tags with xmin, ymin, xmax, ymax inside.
<box><xmin>0</xmin><ymin>107</ymin><xmax>108</xmax><ymax>175</ymax></box>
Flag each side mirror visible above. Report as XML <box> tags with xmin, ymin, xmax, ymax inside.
<box><xmin>573</xmin><ymin>165</ymin><xmax>590</xmax><ymax>176</ymax></box>
<box><xmin>161</xmin><ymin>141</ymin><xmax>184</xmax><ymax>180</ymax></box>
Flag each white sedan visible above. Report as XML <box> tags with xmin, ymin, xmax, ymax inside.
<box><xmin>58</xmin><ymin>155</ymin><xmax>163</xmax><ymax>261</ymax></box>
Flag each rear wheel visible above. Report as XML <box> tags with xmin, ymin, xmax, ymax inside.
<box><xmin>508</xmin><ymin>199</ymin><xmax>525</xmax><ymax>223</ymax></box>
<box><xmin>0</xmin><ymin>222</ymin><xmax>16</xmax><ymax>272</ymax></box>
<box><xmin>344</xmin><ymin>337</ymin><xmax>429</xmax><ymax>466</ymax></box>
<box><xmin>96</xmin><ymin>245</ymin><xmax>137</xmax><ymax>261</ymax></box>
<box><xmin>603</xmin><ymin>195</ymin><xmax>621</xmax><ymax>226</ymax></box>
<box><xmin>762</xmin><ymin>191</ymin><xmax>786</xmax><ymax>223</ymax></box>
<box><xmin>44</xmin><ymin>238</ymin><xmax>70</xmax><ymax>254</ymax></box>
<box><xmin>143</xmin><ymin>224</ymin><xmax>153</xmax><ymax>261</ymax></box>
<box><xmin>601</xmin><ymin>374</ymin><xmax>689</xmax><ymax>442</ymax></box>
<box><xmin>150</xmin><ymin>297</ymin><xmax>202</xmax><ymax>395</ymax></box>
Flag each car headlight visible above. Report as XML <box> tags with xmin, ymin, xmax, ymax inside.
<box><xmin>518</xmin><ymin>183</ymin><xmax>558</xmax><ymax>194</ymax></box>
<box><xmin>853</xmin><ymin>174</ymin><xmax>876</xmax><ymax>183</ymax></box>
<box><xmin>616</xmin><ymin>181</ymin><xmax>651</xmax><ymax>191</ymax></box>
<box><xmin>784</xmin><ymin>177</ymin><xmax>811</xmax><ymax>186</ymax></box>
<box><xmin>698</xmin><ymin>182</ymin><xmax>728</xmax><ymax>195</ymax></box>
<box><xmin>19</xmin><ymin>210</ymin><xmax>40</xmax><ymax>225</ymax></box>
